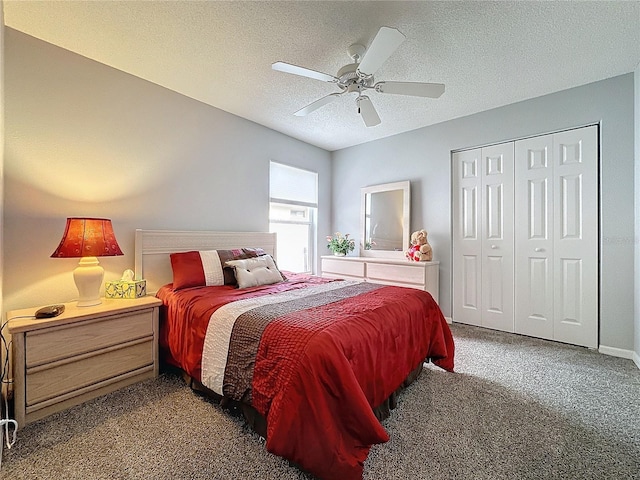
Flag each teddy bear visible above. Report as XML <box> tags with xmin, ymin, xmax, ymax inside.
<box><xmin>406</xmin><ymin>229</ymin><xmax>433</xmax><ymax>262</ymax></box>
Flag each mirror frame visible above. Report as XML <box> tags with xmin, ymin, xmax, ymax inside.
<box><xmin>360</xmin><ymin>180</ymin><xmax>410</xmax><ymax>259</ymax></box>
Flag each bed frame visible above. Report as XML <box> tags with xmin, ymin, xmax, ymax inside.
<box><xmin>134</xmin><ymin>229</ymin><xmax>449</xmax><ymax>479</ymax></box>
<box><xmin>134</xmin><ymin>229</ymin><xmax>277</xmax><ymax>293</ymax></box>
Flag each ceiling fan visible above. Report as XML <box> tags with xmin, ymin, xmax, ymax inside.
<box><xmin>272</xmin><ymin>26</ymin><xmax>445</xmax><ymax>127</ymax></box>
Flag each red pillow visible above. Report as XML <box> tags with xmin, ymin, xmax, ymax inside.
<box><xmin>170</xmin><ymin>248</ymin><xmax>265</xmax><ymax>290</ymax></box>
<box><xmin>170</xmin><ymin>251</ymin><xmax>207</xmax><ymax>290</ymax></box>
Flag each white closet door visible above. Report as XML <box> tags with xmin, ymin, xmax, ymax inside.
<box><xmin>553</xmin><ymin>126</ymin><xmax>598</xmax><ymax>348</ymax></box>
<box><xmin>515</xmin><ymin>135</ymin><xmax>555</xmax><ymax>340</ymax></box>
<box><xmin>452</xmin><ymin>149</ymin><xmax>482</xmax><ymax>326</ymax></box>
<box><xmin>454</xmin><ymin>126</ymin><xmax>598</xmax><ymax>346</ymax></box>
<box><xmin>480</xmin><ymin>143</ymin><xmax>515</xmax><ymax>331</ymax></box>
<box><xmin>514</xmin><ymin>126</ymin><xmax>598</xmax><ymax>347</ymax></box>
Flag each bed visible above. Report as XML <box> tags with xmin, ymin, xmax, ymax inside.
<box><xmin>135</xmin><ymin>229</ymin><xmax>454</xmax><ymax>480</ymax></box>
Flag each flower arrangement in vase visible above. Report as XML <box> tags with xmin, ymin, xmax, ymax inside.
<box><xmin>326</xmin><ymin>232</ymin><xmax>355</xmax><ymax>256</ymax></box>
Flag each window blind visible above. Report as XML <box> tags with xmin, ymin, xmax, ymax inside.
<box><xmin>270</xmin><ymin>161</ymin><xmax>318</xmax><ymax>208</ymax></box>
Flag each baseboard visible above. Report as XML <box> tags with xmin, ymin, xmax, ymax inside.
<box><xmin>634</xmin><ymin>352</ymin><xmax>640</xmax><ymax>370</ymax></box>
<box><xmin>598</xmin><ymin>345</ymin><xmax>635</xmax><ymax>360</ymax></box>
<box><xmin>445</xmin><ymin>316</ymin><xmax>452</xmax><ymax>324</ymax></box>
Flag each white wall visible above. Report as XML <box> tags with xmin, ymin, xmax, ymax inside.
<box><xmin>0</xmin><ymin>2</ymin><xmax>6</xmax><ymax>396</ymax></box>
<box><xmin>332</xmin><ymin>74</ymin><xmax>636</xmax><ymax>352</ymax></box>
<box><xmin>635</xmin><ymin>62</ymin><xmax>640</xmax><ymax>368</ymax></box>
<box><xmin>3</xmin><ymin>28</ymin><xmax>332</xmax><ymax>313</ymax></box>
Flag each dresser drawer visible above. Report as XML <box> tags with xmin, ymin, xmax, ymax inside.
<box><xmin>322</xmin><ymin>258</ymin><xmax>365</xmax><ymax>278</ymax></box>
<box><xmin>26</xmin><ymin>339</ymin><xmax>153</xmax><ymax>406</ymax></box>
<box><xmin>367</xmin><ymin>262</ymin><xmax>425</xmax><ymax>285</ymax></box>
<box><xmin>26</xmin><ymin>310</ymin><xmax>154</xmax><ymax>367</ymax></box>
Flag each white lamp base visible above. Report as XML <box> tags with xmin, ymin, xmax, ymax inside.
<box><xmin>73</xmin><ymin>256</ymin><xmax>104</xmax><ymax>307</ymax></box>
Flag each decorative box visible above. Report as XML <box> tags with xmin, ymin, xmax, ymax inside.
<box><xmin>105</xmin><ymin>279</ymin><xmax>147</xmax><ymax>299</ymax></box>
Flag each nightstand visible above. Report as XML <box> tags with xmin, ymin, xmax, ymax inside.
<box><xmin>7</xmin><ymin>296</ymin><xmax>162</xmax><ymax>428</ymax></box>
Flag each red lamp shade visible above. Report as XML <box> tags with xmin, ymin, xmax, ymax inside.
<box><xmin>51</xmin><ymin>218</ymin><xmax>123</xmax><ymax>258</ymax></box>
<box><xmin>51</xmin><ymin>218</ymin><xmax>123</xmax><ymax>307</ymax></box>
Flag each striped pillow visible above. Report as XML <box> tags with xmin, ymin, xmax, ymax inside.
<box><xmin>170</xmin><ymin>248</ymin><xmax>265</xmax><ymax>290</ymax></box>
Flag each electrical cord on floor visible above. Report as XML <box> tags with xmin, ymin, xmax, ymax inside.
<box><xmin>0</xmin><ymin>417</ymin><xmax>17</xmax><ymax>468</ymax></box>
<box><xmin>0</xmin><ymin>317</ymin><xmax>18</xmax><ymax>469</ymax></box>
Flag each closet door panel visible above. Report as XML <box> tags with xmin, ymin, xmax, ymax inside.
<box><xmin>558</xmin><ymin>258</ymin><xmax>582</xmax><ymax>321</ymax></box>
<box><xmin>454</xmin><ymin>126</ymin><xmax>598</xmax><ymax>347</ymax></box>
<box><xmin>553</xmin><ymin>126</ymin><xmax>598</xmax><ymax>348</ymax></box>
<box><xmin>453</xmin><ymin>149</ymin><xmax>482</xmax><ymax>326</ymax></box>
<box><xmin>515</xmin><ymin>135</ymin><xmax>554</xmax><ymax>340</ymax></box>
<box><xmin>480</xmin><ymin>143</ymin><xmax>514</xmax><ymax>331</ymax></box>
<box><xmin>461</xmin><ymin>254</ymin><xmax>481</xmax><ymax>313</ymax></box>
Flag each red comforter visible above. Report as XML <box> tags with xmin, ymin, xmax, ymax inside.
<box><xmin>157</xmin><ymin>274</ymin><xmax>454</xmax><ymax>480</ymax></box>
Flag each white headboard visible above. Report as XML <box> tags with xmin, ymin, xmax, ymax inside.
<box><xmin>134</xmin><ymin>229</ymin><xmax>277</xmax><ymax>293</ymax></box>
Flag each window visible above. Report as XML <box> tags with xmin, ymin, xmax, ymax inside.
<box><xmin>269</xmin><ymin>162</ymin><xmax>317</xmax><ymax>273</ymax></box>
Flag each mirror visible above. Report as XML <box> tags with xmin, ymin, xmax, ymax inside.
<box><xmin>360</xmin><ymin>181</ymin><xmax>410</xmax><ymax>258</ymax></box>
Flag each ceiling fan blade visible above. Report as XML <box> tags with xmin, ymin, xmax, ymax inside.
<box><xmin>294</xmin><ymin>93</ymin><xmax>342</xmax><ymax>116</ymax></box>
<box><xmin>272</xmin><ymin>61</ymin><xmax>338</xmax><ymax>83</ymax></box>
<box><xmin>375</xmin><ymin>81</ymin><xmax>445</xmax><ymax>98</ymax></box>
<box><xmin>357</xmin><ymin>96</ymin><xmax>381</xmax><ymax>127</ymax></box>
<box><xmin>357</xmin><ymin>27</ymin><xmax>406</xmax><ymax>77</ymax></box>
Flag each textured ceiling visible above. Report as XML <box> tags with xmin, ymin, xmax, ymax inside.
<box><xmin>4</xmin><ymin>1</ymin><xmax>640</xmax><ymax>151</ymax></box>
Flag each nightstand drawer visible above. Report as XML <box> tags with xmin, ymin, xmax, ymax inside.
<box><xmin>26</xmin><ymin>339</ymin><xmax>153</xmax><ymax>405</ymax></box>
<box><xmin>26</xmin><ymin>310</ymin><xmax>154</xmax><ymax>367</ymax></box>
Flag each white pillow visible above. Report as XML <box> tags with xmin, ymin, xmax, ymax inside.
<box><xmin>225</xmin><ymin>255</ymin><xmax>284</xmax><ymax>289</ymax></box>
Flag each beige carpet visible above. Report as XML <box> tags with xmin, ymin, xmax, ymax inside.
<box><xmin>2</xmin><ymin>323</ymin><xmax>639</xmax><ymax>479</ymax></box>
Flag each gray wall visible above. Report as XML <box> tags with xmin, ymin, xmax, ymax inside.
<box><xmin>3</xmin><ymin>28</ymin><xmax>332</xmax><ymax>313</ymax></box>
<box><xmin>4</xmin><ymin>27</ymin><xmax>636</xmax><ymax>355</ymax></box>
<box><xmin>332</xmin><ymin>73</ymin><xmax>635</xmax><ymax>352</ymax></box>
<box><xmin>635</xmin><ymin>62</ymin><xmax>640</xmax><ymax>367</ymax></box>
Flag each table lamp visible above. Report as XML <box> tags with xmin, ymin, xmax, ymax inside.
<box><xmin>51</xmin><ymin>217</ymin><xmax>124</xmax><ymax>307</ymax></box>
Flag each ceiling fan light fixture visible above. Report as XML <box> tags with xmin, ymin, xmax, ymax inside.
<box><xmin>347</xmin><ymin>83</ymin><xmax>366</xmax><ymax>94</ymax></box>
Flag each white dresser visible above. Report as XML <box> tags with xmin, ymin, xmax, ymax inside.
<box><xmin>320</xmin><ymin>256</ymin><xmax>439</xmax><ymax>304</ymax></box>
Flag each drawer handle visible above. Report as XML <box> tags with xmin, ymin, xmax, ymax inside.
<box><xmin>534</xmin><ymin>247</ymin><xmax>545</xmax><ymax>252</ymax></box>
<box><xmin>490</xmin><ymin>244</ymin><xmax>498</xmax><ymax>249</ymax></box>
